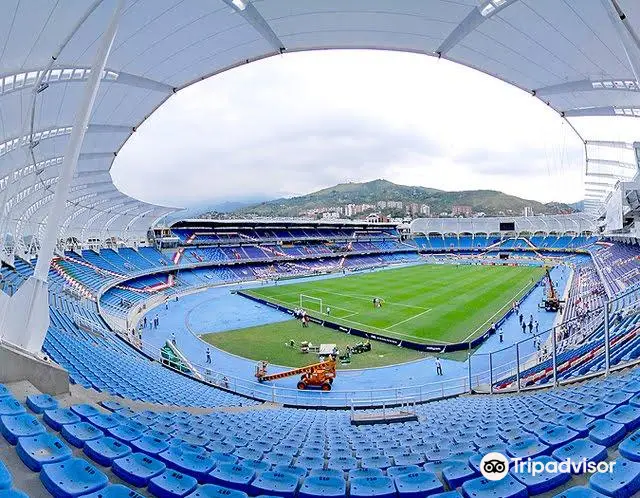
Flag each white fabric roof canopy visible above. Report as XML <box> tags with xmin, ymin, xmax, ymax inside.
<box><xmin>1</xmin><ymin>0</ymin><xmax>639</xmax><ymax>259</ymax></box>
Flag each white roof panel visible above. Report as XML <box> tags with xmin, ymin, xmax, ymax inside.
<box><xmin>3</xmin><ymin>0</ymin><xmax>640</xmax><ymax>256</ymax></box>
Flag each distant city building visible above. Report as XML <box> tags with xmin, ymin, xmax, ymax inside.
<box><xmin>366</xmin><ymin>212</ymin><xmax>387</xmax><ymax>223</ymax></box>
<box><xmin>377</xmin><ymin>200</ymin><xmax>387</xmax><ymax>209</ymax></box>
<box><xmin>344</xmin><ymin>204</ymin><xmax>355</xmax><ymax>217</ymax></box>
<box><xmin>420</xmin><ymin>204</ymin><xmax>431</xmax><ymax>216</ymax></box>
<box><xmin>452</xmin><ymin>205</ymin><xmax>472</xmax><ymax>217</ymax></box>
<box><xmin>523</xmin><ymin>206</ymin><xmax>534</xmax><ymax>217</ymax></box>
<box><xmin>321</xmin><ymin>211</ymin><xmax>339</xmax><ymax>219</ymax></box>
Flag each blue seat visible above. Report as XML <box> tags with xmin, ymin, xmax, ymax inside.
<box><xmin>148</xmin><ymin>470</ymin><xmax>198</xmax><ymax>498</ymax></box>
<box><xmin>589</xmin><ymin>457</ymin><xmax>640</xmax><ymax>498</ymax></box>
<box><xmin>309</xmin><ymin>469</ymin><xmax>343</xmax><ymax>479</ymax></box>
<box><xmin>241</xmin><ymin>459</ymin><xmax>270</xmax><ymax>473</ymax></box>
<box><xmin>394</xmin><ymin>471</ymin><xmax>444</xmax><ymax>498</ymax></box>
<box><xmin>507</xmin><ymin>437</ymin><xmax>549</xmax><ymax>459</ymax></box>
<box><xmin>0</xmin><ymin>385</ymin><xmax>9</xmax><ymax>399</ymax></box>
<box><xmin>551</xmin><ymin>486</ymin><xmax>607</xmax><ymax>498</ymax></box>
<box><xmin>0</xmin><ymin>461</ymin><xmax>11</xmax><ymax>490</ymax></box>
<box><xmin>461</xmin><ymin>474</ymin><xmax>528</xmax><ymax>498</ymax></box>
<box><xmin>81</xmin><ymin>484</ymin><xmax>145</xmax><ymax>497</ymax></box>
<box><xmin>70</xmin><ymin>404</ymin><xmax>101</xmax><ymax>420</ymax></box>
<box><xmin>0</xmin><ymin>398</ymin><xmax>24</xmax><ymax>417</ymax></box>
<box><xmin>61</xmin><ymin>422</ymin><xmax>103</xmax><ymax>448</ymax></box>
<box><xmin>16</xmin><ymin>433</ymin><xmax>72</xmax><ymax>471</ymax></box>
<box><xmin>538</xmin><ymin>426</ymin><xmax>579</xmax><ymax>450</ymax></box>
<box><xmin>107</xmin><ymin>424</ymin><xmax>143</xmax><ymax>444</ymax></box>
<box><xmin>552</xmin><ymin>438</ymin><xmax>607</xmax><ymax>469</ymax></box>
<box><xmin>250</xmin><ymin>471</ymin><xmax>298</xmax><ymax>498</ymax></box>
<box><xmin>208</xmin><ymin>463</ymin><xmax>256</xmax><ymax>493</ymax></box>
<box><xmin>605</xmin><ymin>405</ymin><xmax>640</xmax><ymax>431</ymax></box>
<box><xmin>583</xmin><ymin>402</ymin><xmax>615</xmax><ymax>419</ymax></box>
<box><xmin>84</xmin><ymin>437</ymin><xmax>132</xmax><ymax>466</ymax></box>
<box><xmin>299</xmin><ymin>475</ymin><xmax>346</xmax><ymax>498</ymax></box>
<box><xmin>394</xmin><ymin>453</ymin><xmax>425</xmax><ymax>466</ymax></box>
<box><xmin>26</xmin><ymin>394</ymin><xmax>58</xmax><ymax>414</ymax></box>
<box><xmin>620</xmin><ymin>429</ymin><xmax>640</xmax><ymax>462</ymax></box>
<box><xmin>588</xmin><ymin>419</ymin><xmax>626</xmax><ymax>447</ymax></box>
<box><xmin>562</xmin><ymin>413</ymin><xmax>595</xmax><ymax>436</ymax></box>
<box><xmin>349</xmin><ymin>468</ymin><xmax>385</xmax><ymax>480</ymax></box>
<box><xmin>177</xmin><ymin>443</ymin><xmax>207</xmax><ymax>456</ymax></box>
<box><xmin>160</xmin><ymin>450</ymin><xmax>216</xmax><ymax>482</ymax></box>
<box><xmin>131</xmin><ymin>435</ymin><xmax>169</xmax><ymax>457</ymax></box>
<box><xmin>296</xmin><ymin>455</ymin><xmax>325</xmax><ymax>470</ymax></box>
<box><xmin>0</xmin><ymin>413</ymin><xmax>45</xmax><ymax>444</ymax></box>
<box><xmin>235</xmin><ymin>447</ymin><xmax>262</xmax><ymax>461</ymax></box>
<box><xmin>263</xmin><ymin>452</ymin><xmax>293</xmax><ymax>467</ymax></box>
<box><xmin>273</xmin><ymin>465</ymin><xmax>306</xmax><ymax>482</ymax></box>
<box><xmin>40</xmin><ymin>457</ymin><xmax>109</xmax><ymax>498</ymax></box>
<box><xmin>186</xmin><ymin>484</ymin><xmax>249</xmax><ymax>498</ymax></box>
<box><xmin>327</xmin><ymin>457</ymin><xmax>358</xmax><ymax>472</ymax></box>
<box><xmin>511</xmin><ymin>455</ymin><xmax>571</xmax><ymax>494</ymax></box>
<box><xmin>207</xmin><ymin>441</ymin><xmax>234</xmax><ymax>454</ymax></box>
<box><xmin>429</xmin><ymin>493</ymin><xmax>462</xmax><ymax>498</ymax></box>
<box><xmin>360</xmin><ymin>455</ymin><xmax>391</xmax><ymax>470</ymax></box>
<box><xmin>387</xmin><ymin>465</ymin><xmax>422</xmax><ymax>478</ymax></box>
<box><xmin>43</xmin><ymin>409</ymin><xmax>80</xmax><ymax>431</ymax></box>
<box><xmin>100</xmin><ymin>400</ymin><xmax>125</xmax><ymax>412</ymax></box>
<box><xmin>350</xmin><ymin>476</ymin><xmax>396</xmax><ymax>498</ymax></box>
<box><xmin>603</xmin><ymin>391</ymin><xmax>633</xmax><ymax>405</ymax></box>
<box><xmin>87</xmin><ymin>414</ymin><xmax>122</xmax><ymax>431</ymax></box>
<box><xmin>442</xmin><ymin>462</ymin><xmax>478</xmax><ymax>489</ymax></box>
<box><xmin>144</xmin><ymin>429</ymin><xmax>172</xmax><ymax>442</ymax></box>
<box><xmin>112</xmin><ymin>453</ymin><xmax>167</xmax><ymax>487</ymax></box>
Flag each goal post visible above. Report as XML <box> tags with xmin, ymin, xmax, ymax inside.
<box><xmin>300</xmin><ymin>294</ymin><xmax>323</xmax><ymax>313</ymax></box>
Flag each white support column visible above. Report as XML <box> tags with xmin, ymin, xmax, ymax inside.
<box><xmin>602</xmin><ymin>0</ymin><xmax>640</xmax><ymax>84</ymax></box>
<box><xmin>0</xmin><ymin>0</ymin><xmax>125</xmax><ymax>354</ymax></box>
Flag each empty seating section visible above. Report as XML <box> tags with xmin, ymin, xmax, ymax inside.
<box><xmin>591</xmin><ymin>242</ymin><xmax>640</xmax><ymax>296</ymax></box>
<box><xmin>5</xmin><ymin>366</ymin><xmax>640</xmax><ymax>497</ymax></box>
<box><xmin>42</xmin><ymin>318</ymin><xmax>252</xmax><ymax>408</ymax></box>
<box><xmin>413</xmin><ymin>235</ymin><xmax>593</xmax><ymax>252</ymax></box>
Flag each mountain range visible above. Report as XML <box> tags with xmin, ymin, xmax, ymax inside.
<box><xmin>218</xmin><ymin>180</ymin><xmax>577</xmax><ymax>218</ymax></box>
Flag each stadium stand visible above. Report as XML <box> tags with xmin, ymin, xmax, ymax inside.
<box><xmin>6</xmin><ymin>1</ymin><xmax>640</xmax><ymax>495</ymax></box>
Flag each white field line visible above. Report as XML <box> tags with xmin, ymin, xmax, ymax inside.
<box><xmin>247</xmin><ymin>287</ymin><xmax>451</xmax><ymax>344</ymax></box>
<box><xmin>385</xmin><ymin>308</ymin><xmax>433</xmax><ymax>330</ymax></box>
<box><xmin>313</xmin><ymin>289</ymin><xmax>431</xmax><ymax>311</ymax></box>
<box><xmin>462</xmin><ymin>281</ymin><xmax>535</xmax><ymax>343</ymax></box>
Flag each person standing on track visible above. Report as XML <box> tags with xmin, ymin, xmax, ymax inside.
<box><xmin>435</xmin><ymin>357</ymin><xmax>443</xmax><ymax>376</ymax></box>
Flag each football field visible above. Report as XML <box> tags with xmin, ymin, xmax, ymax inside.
<box><xmin>245</xmin><ymin>263</ymin><xmax>544</xmax><ymax>344</ymax></box>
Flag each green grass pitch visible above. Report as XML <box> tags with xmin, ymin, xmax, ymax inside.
<box><xmin>243</xmin><ymin>263</ymin><xmax>544</xmax><ymax>344</ymax></box>
<box><xmin>201</xmin><ymin>321</ymin><xmax>427</xmax><ymax>369</ymax></box>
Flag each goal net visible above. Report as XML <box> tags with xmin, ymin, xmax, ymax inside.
<box><xmin>299</xmin><ymin>294</ymin><xmax>323</xmax><ymax>313</ymax></box>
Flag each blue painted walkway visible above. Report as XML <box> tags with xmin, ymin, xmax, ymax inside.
<box><xmin>140</xmin><ymin>265</ymin><xmax>569</xmax><ymax>405</ymax></box>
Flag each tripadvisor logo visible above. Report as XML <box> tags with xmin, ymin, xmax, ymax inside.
<box><xmin>480</xmin><ymin>452</ymin><xmax>509</xmax><ymax>481</ymax></box>
<box><xmin>479</xmin><ymin>452</ymin><xmax>616</xmax><ymax>480</ymax></box>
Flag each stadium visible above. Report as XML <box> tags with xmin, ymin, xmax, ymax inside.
<box><xmin>5</xmin><ymin>1</ymin><xmax>640</xmax><ymax>497</ymax></box>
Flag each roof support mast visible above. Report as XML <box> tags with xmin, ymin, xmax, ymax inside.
<box><xmin>602</xmin><ymin>0</ymin><xmax>640</xmax><ymax>88</ymax></box>
<box><xmin>0</xmin><ymin>0</ymin><xmax>124</xmax><ymax>354</ymax></box>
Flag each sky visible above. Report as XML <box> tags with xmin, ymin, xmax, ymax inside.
<box><xmin>111</xmin><ymin>50</ymin><xmax>587</xmax><ymax>209</ymax></box>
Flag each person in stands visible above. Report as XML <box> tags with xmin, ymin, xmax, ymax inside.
<box><xmin>206</xmin><ymin>348</ymin><xmax>211</xmax><ymax>364</ymax></box>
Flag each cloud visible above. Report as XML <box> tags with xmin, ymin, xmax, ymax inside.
<box><xmin>112</xmin><ymin>50</ymin><xmax>586</xmax><ymax>207</ymax></box>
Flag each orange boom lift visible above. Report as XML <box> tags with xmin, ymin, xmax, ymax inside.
<box><xmin>255</xmin><ymin>359</ymin><xmax>337</xmax><ymax>391</ymax></box>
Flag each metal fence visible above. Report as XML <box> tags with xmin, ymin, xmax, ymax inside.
<box><xmin>470</xmin><ymin>284</ymin><xmax>640</xmax><ymax>395</ymax></box>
